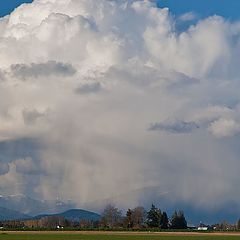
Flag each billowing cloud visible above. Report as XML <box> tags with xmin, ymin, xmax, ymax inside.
<box><xmin>209</xmin><ymin>118</ymin><xmax>240</xmax><ymax>138</ymax></box>
<box><xmin>0</xmin><ymin>0</ymin><xmax>240</xmax><ymax>215</ymax></box>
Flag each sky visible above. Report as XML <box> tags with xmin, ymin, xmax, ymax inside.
<box><xmin>1</xmin><ymin>0</ymin><xmax>240</xmax><ymax>222</ymax></box>
<box><xmin>0</xmin><ymin>0</ymin><xmax>33</xmax><ymax>17</ymax></box>
<box><xmin>158</xmin><ymin>0</ymin><xmax>240</xmax><ymax>21</ymax></box>
<box><xmin>1</xmin><ymin>0</ymin><xmax>240</xmax><ymax>20</ymax></box>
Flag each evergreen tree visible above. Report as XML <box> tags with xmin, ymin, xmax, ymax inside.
<box><xmin>237</xmin><ymin>219</ymin><xmax>240</xmax><ymax>230</ymax></box>
<box><xmin>171</xmin><ymin>211</ymin><xmax>178</xmax><ymax>229</ymax></box>
<box><xmin>171</xmin><ymin>210</ymin><xmax>187</xmax><ymax>229</ymax></box>
<box><xmin>179</xmin><ymin>211</ymin><xmax>187</xmax><ymax>229</ymax></box>
<box><xmin>146</xmin><ymin>204</ymin><xmax>162</xmax><ymax>228</ymax></box>
<box><xmin>126</xmin><ymin>209</ymin><xmax>133</xmax><ymax>228</ymax></box>
<box><xmin>160</xmin><ymin>211</ymin><xmax>169</xmax><ymax>229</ymax></box>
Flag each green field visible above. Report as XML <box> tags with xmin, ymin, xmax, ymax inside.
<box><xmin>0</xmin><ymin>233</ymin><xmax>240</xmax><ymax>240</ymax></box>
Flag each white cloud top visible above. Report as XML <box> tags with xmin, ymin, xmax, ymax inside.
<box><xmin>0</xmin><ymin>0</ymin><xmax>240</xmax><ymax>211</ymax></box>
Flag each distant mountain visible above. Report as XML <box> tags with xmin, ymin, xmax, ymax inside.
<box><xmin>81</xmin><ymin>186</ymin><xmax>240</xmax><ymax>225</ymax></box>
<box><xmin>34</xmin><ymin>209</ymin><xmax>100</xmax><ymax>222</ymax></box>
<box><xmin>0</xmin><ymin>207</ymin><xmax>31</xmax><ymax>221</ymax></box>
<box><xmin>0</xmin><ymin>195</ymin><xmax>76</xmax><ymax>216</ymax></box>
<box><xmin>1</xmin><ymin>192</ymin><xmax>238</xmax><ymax>224</ymax></box>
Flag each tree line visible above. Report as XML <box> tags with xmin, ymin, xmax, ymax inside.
<box><xmin>1</xmin><ymin>204</ymin><xmax>240</xmax><ymax>231</ymax></box>
<box><xmin>100</xmin><ymin>204</ymin><xmax>187</xmax><ymax>229</ymax></box>
<box><xmin>0</xmin><ymin>204</ymin><xmax>187</xmax><ymax>230</ymax></box>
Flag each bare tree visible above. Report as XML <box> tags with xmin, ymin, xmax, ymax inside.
<box><xmin>100</xmin><ymin>204</ymin><xmax>122</xmax><ymax>228</ymax></box>
<box><xmin>132</xmin><ymin>207</ymin><xmax>146</xmax><ymax>229</ymax></box>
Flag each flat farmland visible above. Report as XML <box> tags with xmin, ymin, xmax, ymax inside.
<box><xmin>1</xmin><ymin>232</ymin><xmax>240</xmax><ymax>240</ymax></box>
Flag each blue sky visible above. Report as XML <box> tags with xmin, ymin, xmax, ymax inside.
<box><xmin>0</xmin><ymin>0</ymin><xmax>33</xmax><ymax>17</ymax></box>
<box><xmin>157</xmin><ymin>0</ymin><xmax>240</xmax><ymax>21</ymax></box>
<box><xmin>1</xmin><ymin>0</ymin><xmax>240</xmax><ymax>20</ymax></box>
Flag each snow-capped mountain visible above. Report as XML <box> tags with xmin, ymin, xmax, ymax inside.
<box><xmin>0</xmin><ymin>206</ymin><xmax>31</xmax><ymax>221</ymax></box>
<box><xmin>0</xmin><ymin>194</ymin><xmax>75</xmax><ymax>216</ymax></box>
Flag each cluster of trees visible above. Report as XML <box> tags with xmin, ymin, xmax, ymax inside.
<box><xmin>0</xmin><ymin>216</ymin><xmax>70</xmax><ymax>229</ymax></box>
<box><xmin>212</xmin><ymin>219</ymin><xmax>240</xmax><ymax>231</ymax></box>
<box><xmin>0</xmin><ymin>204</ymin><xmax>187</xmax><ymax>230</ymax></box>
<box><xmin>100</xmin><ymin>204</ymin><xmax>187</xmax><ymax>230</ymax></box>
<box><xmin>24</xmin><ymin>216</ymin><xmax>69</xmax><ymax>228</ymax></box>
<box><xmin>1</xmin><ymin>205</ymin><xmax>240</xmax><ymax>231</ymax></box>
<box><xmin>238</xmin><ymin>219</ymin><xmax>240</xmax><ymax>230</ymax></box>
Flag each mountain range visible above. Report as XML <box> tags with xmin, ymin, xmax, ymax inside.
<box><xmin>0</xmin><ymin>194</ymin><xmax>239</xmax><ymax>224</ymax></box>
<box><xmin>0</xmin><ymin>194</ymin><xmax>100</xmax><ymax>222</ymax></box>
<box><xmin>34</xmin><ymin>209</ymin><xmax>100</xmax><ymax>222</ymax></box>
<box><xmin>0</xmin><ymin>194</ymin><xmax>75</xmax><ymax>216</ymax></box>
<box><xmin>0</xmin><ymin>207</ymin><xmax>100</xmax><ymax>222</ymax></box>
<box><xmin>0</xmin><ymin>207</ymin><xmax>30</xmax><ymax>221</ymax></box>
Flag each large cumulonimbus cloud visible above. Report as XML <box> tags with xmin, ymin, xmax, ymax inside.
<box><xmin>1</xmin><ymin>0</ymin><xmax>240</xmax><ymax>212</ymax></box>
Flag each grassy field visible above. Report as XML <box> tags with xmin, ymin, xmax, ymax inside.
<box><xmin>1</xmin><ymin>232</ymin><xmax>240</xmax><ymax>240</ymax></box>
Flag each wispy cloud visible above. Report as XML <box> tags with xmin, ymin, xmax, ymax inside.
<box><xmin>11</xmin><ymin>61</ymin><xmax>76</xmax><ymax>79</ymax></box>
<box><xmin>75</xmin><ymin>82</ymin><xmax>102</xmax><ymax>95</ymax></box>
<box><xmin>178</xmin><ymin>12</ymin><xmax>198</xmax><ymax>22</ymax></box>
<box><xmin>148</xmin><ymin>120</ymin><xmax>199</xmax><ymax>134</ymax></box>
